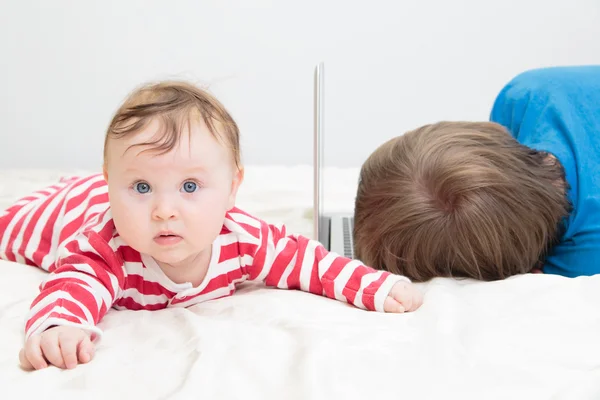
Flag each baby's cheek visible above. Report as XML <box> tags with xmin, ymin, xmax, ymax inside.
<box><xmin>112</xmin><ymin>202</ymin><xmax>146</xmax><ymax>241</ymax></box>
<box><xmin>116</xmin><ymin>219</ymin><xmax>148</xmax><ymax>254</ymax></box>
<box><xmin>193</xmin><ymin>208</ymin><xmax>227</xmax><ymax>240</ymax></box>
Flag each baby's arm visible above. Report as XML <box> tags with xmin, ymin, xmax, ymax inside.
<box><xmin>243</xmin><ymin>217</ymin><xmax>421</xmax><ymax>313</ymax></box>
<box><xmin>20</xmin><ymin>232</ymin><xmax>125</xmax><ymax>370</ymax></box>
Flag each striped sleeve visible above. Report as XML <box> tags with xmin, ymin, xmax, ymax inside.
<box><xmin>234</xmin><ymin>213</ymin><xmax>410</xmax><ymax>312</ymax></box>
<box><xmin>24</xmin><ymin>230</ymin><xmax>126</xmax><ymax>340</ymax></box>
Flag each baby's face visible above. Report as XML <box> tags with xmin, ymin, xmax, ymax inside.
<box><xmin>103</xmin><ymin>117</ymin><xmax>242</xmax><ymax>272</ymax></box>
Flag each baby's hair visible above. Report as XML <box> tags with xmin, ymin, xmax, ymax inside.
<box><xmin>104</xmin><ymin>80</ymin><xmax>241</xmax><ymax>169</ymax></box>
<box><xmin>353</xmin><ymin>121</ymin><xmax>570</xmax><ymax>281</ymax></box>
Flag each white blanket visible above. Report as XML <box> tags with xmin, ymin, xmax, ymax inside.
<box><xmin>1</xmin><ymin>166</ymin><xmax>600</xmax><ymax>399</ymax></box>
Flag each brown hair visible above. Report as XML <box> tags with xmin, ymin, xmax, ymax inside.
<box><xmin>353</xmin><ymin>121</ymin><xmax>570</xmax><ymax>281</ymax></box>
<box><xmin>104</xmin><ymin>80</ymin><xmax>241</xmax><ymax>168</ymax></box>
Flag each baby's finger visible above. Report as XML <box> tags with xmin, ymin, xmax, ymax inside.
<box><xmin>77</xmin><ymin>335</ymin><xmax>95</xmax><ymax>364</ymax></box>
<box><xmin>59</xmin><ymin>333</ymin><xmax>80</xmax><ymax>369</ymax></box>
<box><xmin>40</xmin><ymin>332</ymin><xmax>64</xmax><ymax>368</ymax></box>
<box><xmin>18</xmin><ymin>349</ymin><xmax>33</xmax><ymax>370</ymax></box>
<box><xmin>413</xmin><ymin>290</ymin><xmax>424</xmax><ymax>310</ymax></box>
<box><xmin>399</xmin><ymin>291</ymin><xmax>413</xmax><ymax>312</ymax></box>
<box><xmin>384</xmin><ymin>296</ymin><xmax>405</xmax><ymax>313</ymax></box>
<box><xmin>23</xmin><ymin>335</ymin><xmax>48</xmax><ymax>370</ymax></box>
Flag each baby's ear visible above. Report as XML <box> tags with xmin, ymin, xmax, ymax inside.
<box><xmin>102</xmin><ymin>164</ymin><xmax>108</xmax><ymax>181</ymax></box>
<box><xmin>227</xmin><ymin>167</ymin><xmax>245</xmax><ymax>210</ymax></box>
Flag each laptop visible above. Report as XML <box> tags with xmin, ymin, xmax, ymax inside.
<box><xmin>313</xmin><ymin>62</ymin><xmax>355</xmax><ymax>259</ymax></box>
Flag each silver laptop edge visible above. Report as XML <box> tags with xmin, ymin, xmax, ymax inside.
<box><xmin>313</xmin><ymin>62</ymin><xmax>324</xmax><ymax>242</ymax></box>
<box><xmin>313</xmin><ymin>62</ymin><xmax>354</xmax><ymax>258</ymax></box>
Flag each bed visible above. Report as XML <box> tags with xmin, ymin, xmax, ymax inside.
<box><xmin>1</xmin><ymin>166</ymin><xmax>599</xmax><ymax>399</ymax></box>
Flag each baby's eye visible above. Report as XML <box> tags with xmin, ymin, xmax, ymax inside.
<box><xmin>182</xmin><ymin>181</ymin><xmax>198</xmax><ymax>193</ymax></box>
<box><xmin>134</xmin><ymin>182</ymin><xmax>151</xmax><ymax>194</ymax></box>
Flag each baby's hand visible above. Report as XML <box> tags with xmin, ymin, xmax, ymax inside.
<box><xmin>384</xmin><ymin>280</ymin><xmax>423</xmax><ymax>313</ymax></box>
<box><xmin>19</xmin><ymin>326</ymin><xmax>95</xmax><ymax>370</ymax></box>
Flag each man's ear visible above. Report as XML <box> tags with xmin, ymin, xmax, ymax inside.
<box><xmin>227</xmin><ymin>167</ymin><xmax>245</xmax><ymax>210</ymax></box>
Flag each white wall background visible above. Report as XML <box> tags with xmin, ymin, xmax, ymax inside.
<box><xmin>1</xmin><ymin>0</ymin><xmax>600</xmax><ymax>170</ymax></box>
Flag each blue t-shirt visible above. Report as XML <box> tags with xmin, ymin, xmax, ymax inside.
<box><xmin>490</xmin><ymin>65</ymin><xmax>600</xmax><ymax>277</ymax></box>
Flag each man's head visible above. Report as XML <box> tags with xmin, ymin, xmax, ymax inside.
<box><xmin>353</xmin><ymin>121</ymin><xmax>570</xmax><ymax>281</ymax></box>
<box><xmin>102</xmin><ymin>81</ymin><xmax>243</xmax><ymax>274</ymax></box>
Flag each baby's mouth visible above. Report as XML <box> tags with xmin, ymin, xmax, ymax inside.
<box><xmin>155</xmin><ymin>230</ymin><xmax>179</xmax><ymax>238</ymax></box>
<box><xmin>154</xmin><ymin>231</ymin><xmax>183</xmax><ymax>245</ymax></box>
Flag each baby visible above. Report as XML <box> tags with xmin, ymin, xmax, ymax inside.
<box><xmin>0</xmin><ymin>81</ymin><xmax>423</xmax><ymax>370</ymax></box>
